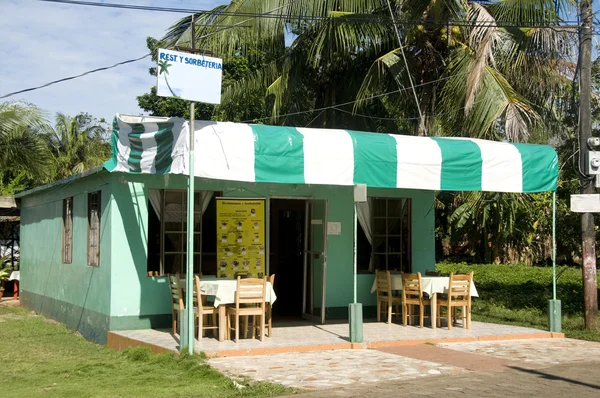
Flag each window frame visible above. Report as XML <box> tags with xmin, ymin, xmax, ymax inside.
<box><xmin>159</xmin><ymin>189</ymin><xmax>203</xmax><ymax>276</ymax></box>
<box><xmin>357</xmin><ymin>197</ymin><xmax>412</xmax><ymax>274</ymax></box>
<box><xmin>62</xmin><ymin>197</ymin><xmax>73</xmax><ymax>264</ymax></box>
<box><xmin>87</xmin><ymin>191</ymin><xmax>101</xmax><ymax>267</ymax></box>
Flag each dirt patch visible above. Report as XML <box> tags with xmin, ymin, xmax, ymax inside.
<box><xmin>0</xmin><ymin>298</ymin><xmax>21</xmax><ymax>307</ymax></box>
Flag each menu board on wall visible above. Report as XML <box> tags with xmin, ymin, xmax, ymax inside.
<box><xmin>216</xmin><ymin>198</ymin><xmax>266</xmax><ymax>278</ymax></box>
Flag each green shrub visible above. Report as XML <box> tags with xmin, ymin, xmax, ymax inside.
<box><xmin>436</xmin><ymin>263</ymin><xmax>600</xmax><ymax>316</ymax></box>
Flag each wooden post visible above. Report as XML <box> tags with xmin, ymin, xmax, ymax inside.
<box><xmin>578</xmin><ymin>0</ymin><xmax>598</xmax><ymax>329</ymax></box>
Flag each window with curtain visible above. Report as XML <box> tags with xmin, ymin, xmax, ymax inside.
<box><xmin>147</xmin><ymin>189</ymin><xmax>218</xmax><ymax>276</ymax></box>
<box><xmin>87</xmin><ymin>191</ymin><xmax>101</xmax><ymax>267</ymax></box>
<box><xmin>62</xmin><ymin>197</ymin><xmax>73</xmax><ymax>264</ymax></box>
<box><xmin>357</xmin><ymin>197</ymin><xmax>411</xmax><ymax>273</ymax></box>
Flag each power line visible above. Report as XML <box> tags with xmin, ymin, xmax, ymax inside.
<box><xmin>243</xmin><ymin>73</ymin><xmax>461</xmax><ymax>123</ymax></box>
<box><xmin>0</xmin><ymin>53</ymin><xmax>151</xmax><ymax>99</ymax></box>
<box><xmin>2</xmin><ymin>0</ymin><xmax>584</xmax><ymax>100</ymax></box>
<box><xmin>35</xmin><ymin>0</ymin><xmax>581</xmax><ymax>29</ymax></box>
<box><xmin>332</xmin><ymin>106</ymin><xmax>416</xmax><ymax>121</ymax></box>
<box><xmin>0</xmin><ymin>1</ymin><xmax>293</xmax><ymax>100</ymax></box>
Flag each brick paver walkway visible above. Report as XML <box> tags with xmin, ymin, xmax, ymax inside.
<box><xmin>209</xmin><ymin>349</ymin><xmax>467</xmax><ymax>390</ymax></box>
<box><xmin>291</xmin><ymin>361</ymin><xmax>600</xmax><ymax>397</ymax></box>
<box><xmin>208</xmin><ymin>338</ymin><xmax>600</xmax><ymax>393</ymax></box>
<box><xmin>437</xmin><ymin>338</ymin><xmax>600</xmax><ymax>366</ymax></box>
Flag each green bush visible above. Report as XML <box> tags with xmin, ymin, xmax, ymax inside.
<box><xmin>436</xmin><ymin>263</ymin><xmax>600</xmax><ymax>316</ymax></box>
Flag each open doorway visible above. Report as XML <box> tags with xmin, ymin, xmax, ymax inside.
<box><xmin>269</xmin><ymin>199</ymin><xmax>306</xmax><ymax>320</ymax></box>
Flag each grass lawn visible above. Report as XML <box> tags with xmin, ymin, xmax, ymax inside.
<box><xmin>437</xmin><ymin>263</ymin><xmax>600</xmax><ymax>342</ymax></box>
<box><xmin>0</xmin><ymin>303</ymin><xmax>294</xmax><ymax>397</ymax></box>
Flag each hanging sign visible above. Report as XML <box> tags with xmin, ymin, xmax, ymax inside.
<box><xmin>216</xmin><ymin>199</ymin><xmax>266</xmax><ymax>278</ymax></box>
<box><xmin>156</xmin><ymin>48</ymin><xmax>222</xmax><ymax>104</ymax></box>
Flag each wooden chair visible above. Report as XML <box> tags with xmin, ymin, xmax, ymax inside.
<box><xmin>375</xmin><ymin>270</ymin><xmax>402</xmax><ymax>323</ymax></box>
<box><xmin>193</xmin><ymin>275</ymin><xmax>219</xmax><ymax>339</ymax></box>
<box><xmin>436</xmin><ymin>272</ymin><xmax>473</xmax><ymax>330</ymax></box>
<box><xmin>266</xmin><ymin>274</ymin><xmax>275</xmax><ymax>337</ymax></box>
<box><xmin>425</xmin><ymin>269</ymin><xmax>441</xmax><ymax>276</ymax></box>
<box><xmin>168</xmin><ymin>274</ymin><xmax>184</xmax><ymax>334</ymax></box>
<box><xmin>401</xmin><ymin>272</ymin><xmax>431</xmax><ymax>328</ymax></box>
<box><xmin>226</xmin><ymin>276</ymin><xmax>267</xmax><ymax>342</ymax></box>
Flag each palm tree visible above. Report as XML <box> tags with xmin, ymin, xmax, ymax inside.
<box><xmin>45</xmin><ymin>113</ymin><xmax>110</xmax><ymax>180</ymax></box>
<box><xmin>158</xmin><ymin>0</ymin><xmax>575</xmax><ymax>140</ymax></box>
<box><xmin>0</xmin><ymin>102</ymin><xmax>51</xmax><ymax>193</ymax></box>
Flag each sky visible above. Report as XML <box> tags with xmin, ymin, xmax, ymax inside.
<box><xmin>0</xmin><ymin>0</ymin><xmax>226</xmax><ymax>123</ymax></box>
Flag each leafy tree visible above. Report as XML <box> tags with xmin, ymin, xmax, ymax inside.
<box><xmin>158</xmin><ymin>0</ymin><xmax>574</xmax><ymax>139</ymax></box>
<box><xmin>44</xmin><ymin>113</ymin><xmax>111</xmax><ymax>180</ymax></box>
<box><xmin>0</xmin><ymin>102</ymin><xmax>51</xmax><ymax>194</ymax></box>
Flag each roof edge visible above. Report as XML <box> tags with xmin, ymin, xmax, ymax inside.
<box><xmin>14</xmin><ymin>166</ymin><xmax>105</xmax><ymax>199</ymax></box>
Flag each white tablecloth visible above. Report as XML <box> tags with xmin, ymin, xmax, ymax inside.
<box><xmin>370</xmin><ymin>275</ymin><xmax>478</xmax><ymax>297</ymax></box>
<box><xmin>182</xmin><ymin>278</ymin><xmax>277</xmax><ymax>307</ymax></box>
<box><xmin>9</xmin><ymin>271</ymin><xmax>19</xmax><ymax>281</ymax></box>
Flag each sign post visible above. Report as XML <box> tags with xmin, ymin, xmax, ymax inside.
<box><xmin>156</xmin><ymin>16</ymin><xmax>223</xmax><ymax>353</ymax></box>
<box><xmin>549</xmin><ymin>191</ymin><xmax>561</xmax><ymax>332</ymax></box>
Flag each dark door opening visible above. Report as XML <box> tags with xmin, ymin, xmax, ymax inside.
<box><xmin>269</xmin><ymin>199</ymin><xmax>306</xmax><ymax>319</ymax></box>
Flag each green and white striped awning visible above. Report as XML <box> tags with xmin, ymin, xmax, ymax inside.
<box><xmin>104</xmin><ymin>114</ymin><xmax>558</xmax><ymax>193</ymax></box>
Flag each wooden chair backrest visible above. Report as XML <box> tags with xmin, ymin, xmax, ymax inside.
<box><xmin>425</xmin><ymin>269</ymin><xmax>440</xmax><ymax>276</ymax></box>
<box><xmin>169</xmin><ymin>274</ymin><xmax>184</xmax><ymax>311</ymax></box>
<box><xmin>402</xmin><ymin>272</ymin><xmax>423</xmax><ymax>301</ymax></box>
<box><xmin>375</xmin><ymin>270</ymin><xmax>392</xmax><ymax>298</ymax></box>
<box><xmin>193</xmin><ymin>275</ymin><xmax>209</xmax><ymax>308</ymax></box>
<box><xmin>234</xmin><ymin>276</ymin><xmax>266</xmax><ymax>310</ymax></box>
<box><xmin>448</xmin><ymin>272</ymin><xmax>473</xmax><ymax>304</ymax></box>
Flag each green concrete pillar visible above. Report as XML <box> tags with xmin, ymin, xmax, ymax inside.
<box><xmin>349</xmin><ymin>303</ymin><xmax>363</xmax><ymax>343</ymax></box>
<box><xmin>548</xmin><ymin>299</ymin><xmax>561</xmax><ymax>333</ymax></box>
<box><xmin>180</xmin><ymin>309</ymin><xmax>189</xmax><ymax>352</ymax></box>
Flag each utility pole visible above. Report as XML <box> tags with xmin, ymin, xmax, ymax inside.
<box><xmin>578</xmin><ymin>0</ymin><xmax>598</xmax><ymax>330</ymax></box>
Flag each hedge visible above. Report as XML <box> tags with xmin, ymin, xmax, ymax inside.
<box><xmin>435</xmin><ymin>263</ymin><xmax>600</xmax><ymax>316</ymax></box>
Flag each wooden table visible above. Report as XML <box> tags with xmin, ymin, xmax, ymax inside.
<box><xmin>370</xmin><ymin>275</ymin><xmax>478</xmax><ymax>329</ymax></box>
<box><xmin>183</xmin><ymin>278</ymin><xmax>276</xmax><ymax>341</ymax></box>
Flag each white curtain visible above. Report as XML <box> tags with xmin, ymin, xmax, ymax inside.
<box><xmin>149</xmin><ymin>189</ymin><xmax>214</xmax><ymax>222</ymax></box>
<box><xmin>148</xmin><ymin>189</ymin><xmax>162</xmax><ymax>220</ymax></box>
<box><xmin>199</xmin><ymin>191</ymin><xmax>213</xmax><ymax>214</ymax></box>
<box><xmin>356</xmin><ymin>197</ymin><xmax>374</xmax><ymax>271</ymax></box>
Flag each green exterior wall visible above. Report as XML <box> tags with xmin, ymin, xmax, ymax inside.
<box><xmin>19</xmin><ymin>171</ymin><xmax>436</xmax><ymax>339</ymax></box>
<box><xmin>107</xmin><ymin>174</ymin><xmax>435</xmax><ymax>326</ymax></box>
<box><xmin>19</xmin><ymin>173</ymin><xmax>112</xmax><ymax>343</ymax></box>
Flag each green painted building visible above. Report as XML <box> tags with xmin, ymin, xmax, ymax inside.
<box><xmin>16</xmin><ymin>115</ymin><xmax>558</xmax><ymax>344</ymax></box>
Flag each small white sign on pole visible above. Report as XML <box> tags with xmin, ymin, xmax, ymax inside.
<box><xmin>156</xmin><ymin>48</ymin><xmax>222</xmax><ymax>104</ymax></box>
<box><xmin>571</xmin><ymin>194</ymin><xmax>600</xmax><ymax>213</ymax></box>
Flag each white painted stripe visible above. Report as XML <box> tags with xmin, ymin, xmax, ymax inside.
<box><xmin>194</xmin><ymin>122</ymin><xmax>256</xmax><ymax>182</ymax></box>
<box><xmin>471</xmin><ymin>138</ymin><xmax>523</xmax><ymax>192</ymax></box>
<box><xmin>114</xmin><ymin>118</ymin><xmax>132</xmax><ymax>173</ymax></box>
<box><xmin>139</xmin><ymin>122</ymin><xmax>158</xmax><ymax>174</ymax></box>
<box><xmin>392</xmin><ymin>135</ymin><xmax>442</xmax><ymax>190</ymax></box>
<box><xmin>297</xmin><ymin>128</ymin><xmax>354</xmax><ymax>185</ymax></box>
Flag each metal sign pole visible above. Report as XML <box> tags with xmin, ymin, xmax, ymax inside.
<box><xmin>183</xmin><ymin>15</ymin><xmax>197</xmax><ymax>355</ymax></box>
<box><xmin>353</xmin><ymin>202</ymin><xmax>358</xmax><ymax>304</ymax></box>
<box><xmin>548</xmin><ymin>190</ymin><xmax>561</xmax><ymax>332</ymax></box>
<box><xmin>349</xmin><ymin>185</ymin><xmax>365</xmax><ymax>343</ymax></box>
<box><xmin>553</xmin><ymin>191</ymin><xmax>557</xmax><ymax>301</ymax></box>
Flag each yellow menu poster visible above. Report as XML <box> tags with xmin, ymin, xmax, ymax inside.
<box><xmin>216</xmin><ymin>199</ymin><xmax>265</xmax><ymax>278</ymax></box>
